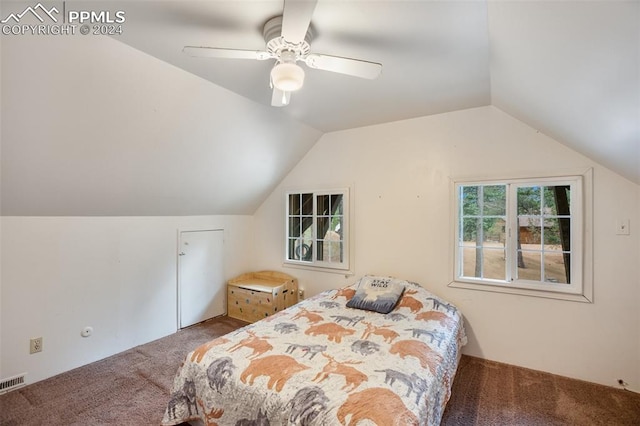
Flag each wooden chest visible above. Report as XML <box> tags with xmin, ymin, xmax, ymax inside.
<box><xmin>227</xmin><ymin>271</ymin><xmax>298</xmax><ymax>323</ymax></box>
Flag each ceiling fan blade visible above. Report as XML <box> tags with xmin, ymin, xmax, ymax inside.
<box><xmin>281</xmin><ymin>0</ymin><xmax>318</xmax><ymax>43</ymax></box>
<box><xmin>271</xmin><ymin>88</ymin><xmax>291</xmax><ymax>107</ymax></box>
<box><xmin>183</xmin><ymin>46</ymin><xmax>271</xmax><ymax>60</ymax></box>
<box><xmin>303</xmin><ymin>54</ymin><xmax>382</xmax><ymax>79</ymax></box>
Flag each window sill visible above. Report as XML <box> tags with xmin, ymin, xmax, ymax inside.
<box><xmin>283</xmin><ymin>262</ymin><xmax>354</xmax><ymax>276</ymax></box>
<box><xmin>448</xmin><ymin>280</ymin><xmax>593</xmax><ymax>303</ymax></box>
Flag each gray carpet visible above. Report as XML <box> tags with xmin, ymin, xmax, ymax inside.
<box><xmin>1</xmin><ymin>316</ymin><xmax>639</xmax><ymax>425</ymax></box>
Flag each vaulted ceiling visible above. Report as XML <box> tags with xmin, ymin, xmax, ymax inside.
<box><xmin>113</xmin><ymin>0</ymin><xmax>639</xmax><ymax>184</ymax></box>
<box><xmin>1</xmin><ymin>1</ymin><xmax>638</xmax><ymax>216</ymax></box>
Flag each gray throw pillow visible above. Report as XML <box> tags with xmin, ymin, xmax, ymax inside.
<box><xmin>346</xmin><ymin>276</ymin><xmax>406</xmax><ymax>314</ymax></box>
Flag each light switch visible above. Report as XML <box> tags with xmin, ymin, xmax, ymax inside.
<box><xmin>616</xmin><ymin>219</ymin><xmax>630</xmax><ymax>235</ymax></box>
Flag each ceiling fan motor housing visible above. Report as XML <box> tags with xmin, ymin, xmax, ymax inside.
<box><xmin>264</xmin><ymin>16</ymin><xmax>313</xmax><ymax>63</ymax></box>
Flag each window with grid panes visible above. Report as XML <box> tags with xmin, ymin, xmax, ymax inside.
<box><xmin>285</xmin><ymin>189</ymin><xmax>349</xmax><ymax>270</ymax></box>
<box><xmin>452</xmin><ymin>175</ymin><xmax>590</xmax><ymax>301</ymax></box>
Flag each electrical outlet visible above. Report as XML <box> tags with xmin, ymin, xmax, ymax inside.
<box><xmin>30</xmin><ymin>337</ymin><xmax>43</xmax><ymax>354</ymax></box>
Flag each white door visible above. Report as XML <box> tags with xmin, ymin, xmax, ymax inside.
<box><xmin>178</xmin><ymin>229</ymin><xmax>225</xmax><ymax>328</ymax></box>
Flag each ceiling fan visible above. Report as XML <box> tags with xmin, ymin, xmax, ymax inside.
<box><xmin>182</xmin><ymin>0</ymin><xmax>382</xmax><ymax>107</ymax></box>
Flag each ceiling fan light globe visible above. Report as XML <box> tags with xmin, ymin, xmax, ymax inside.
<box><xmin>271</xmin><ymin>63</ymin><xmax>305</xmax><ymax>91</ymax></box>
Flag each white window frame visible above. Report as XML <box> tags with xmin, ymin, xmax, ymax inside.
<box><xmin>284</xmin><ymin>188</ymin><xmax>350</xmax><ymax>272</ymax></box>
<box><xmin>449</xmin><ymin>170</ymin><xmax>593</xmax><ymax>303</ymax></box>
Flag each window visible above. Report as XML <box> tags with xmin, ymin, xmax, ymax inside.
<box><xmin>451</xmin><ymin>174</ymin><xmax>591</xmax><ymax>302</ymax></box>
<box><xmin>285</xmin><ymin>188</ymin><xmax>349</xmax><ymax>271</ymax></box>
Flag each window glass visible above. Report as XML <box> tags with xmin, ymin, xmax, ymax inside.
<box><xmin>285</xmin><ymin>189</ymin><xmax>349</xmax><ymax>270</ymax></box>
<box><xmin>454</xmin><ymin>177</ymin><xmax>583</xmax><ymax>299</ymax></box>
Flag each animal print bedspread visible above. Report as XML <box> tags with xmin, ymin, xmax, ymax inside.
<box><xmin>161</xmin><ymin>280</ymin><xmax>466</xmax><ymax>426</ymax></box>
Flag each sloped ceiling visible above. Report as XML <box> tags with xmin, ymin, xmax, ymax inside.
<box><xmin>1</xmin><ymin>1</ymin><xmax>638</xmax><ymax>216</ymax></box>
<box><xmin>1</xmin><ymin>33</ymin><xmax>321</xmax><ymax>215</ymax></box>
<box><xmin>488</xmin><ymin>1</ymin><xmax>639</xmax><ymax>186</ymax></box>
<box><xmin>108</xmin><ymin>0</ymin><xmax>638</xmax><ymax>184</ymax></box>
<box><xmin>111</xmin><ymin>0</ymin><xmax>492</xmax><ymax>131</ymax></box>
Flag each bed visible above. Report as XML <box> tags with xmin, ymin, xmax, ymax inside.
<box><xmin>161</xmin><ymin>276</ymin><xmax>466</xmax><ymax>426</ymax></box>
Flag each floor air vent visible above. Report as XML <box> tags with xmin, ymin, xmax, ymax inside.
<box><xmin>0</xmin><ymin>373</ymin><xmax>26</xmax><ymax>394</ymax></box>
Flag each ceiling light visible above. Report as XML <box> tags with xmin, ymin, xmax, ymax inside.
<box><xmin>271</xmin><ymin>62</ymin><xmax>305</xmax><ymax>92</ymax></box>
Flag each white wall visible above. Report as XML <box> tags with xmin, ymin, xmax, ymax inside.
<box><xmin>637</xmin><ymin>185</ymin><xmax>640</xmax><ymax>391</ymax></box>
<box><xmin>0</xmin><ymin>23</ymin><xmax>3</xmax><ymax>380</ymax></box>
<box><xmin>0</xmin><ymin>215</ymin><xmax>253</xmax><ymax>385</ymax></box>
<box><xmin>252</xmin><ymin>106</ymin><xmax>640</xmax><ymax>390</ymax></box>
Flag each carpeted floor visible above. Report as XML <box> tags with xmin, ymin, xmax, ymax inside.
<box><xmin>1</xmin><ymin>316</ymin><xmax>639</xmax><ymax>425</ymax></box>
<box><xmin>0</xmin><ymin>316</ymin><xmax>246</xmax><ymax>426</ymax></box>
<box><xmin>441</xmin><ymin>355</ymin><xmax>640</xmax><ymax>425</ymax></box>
